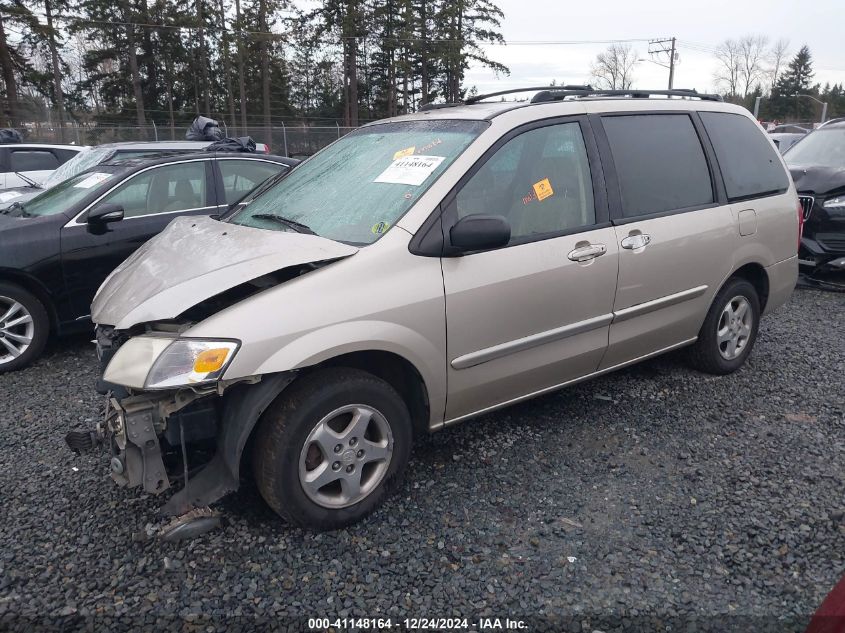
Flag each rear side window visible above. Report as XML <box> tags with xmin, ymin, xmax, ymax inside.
<box><xmin>602</xmin><ymin>114</ymin><xmax>713</xmax><ymax>217</ymax></box>
<box><xmin>53</xmin><ymin>148</ymin><xmax>81</xmax><ymax>163</ymax></box>
<box><xmin>219</xmin><ymin>159</ymin><xmax>287</xmax><ymax>205</ymax></box>
<box><xmin>9</xmin><ymin>150</ymin><xmax>60</xmax><ymax>171</ymax></box>
<box><xmin>699</xmin><ymin>112</ymin><xmax>789</xmax><ymax>200</ymax></box>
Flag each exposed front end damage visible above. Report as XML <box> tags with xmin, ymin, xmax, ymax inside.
<box><xmin>65</xmin><ymin>216</ymin><xmax>363</xmax><ymax>531</ymax></box>
<box><xmin>70</xmin><ymin>363</ymin><xmax>295</xmax><ymax>520</ymax></box>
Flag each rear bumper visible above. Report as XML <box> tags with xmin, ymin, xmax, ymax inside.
<box><xmin>764</xmin><ymin>255</ymin><xmax>798</xmax><ymax>315</ymax></box>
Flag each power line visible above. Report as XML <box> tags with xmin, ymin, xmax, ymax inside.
<box><xmin>648</xmin><ymin>37</ymin><xmax>677</xmax><ymax>89</ymax></box>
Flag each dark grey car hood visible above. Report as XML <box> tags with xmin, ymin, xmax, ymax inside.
<box><xmin>91</xmin><ymin>215</ymin><xmax>358</xmax><ymax>330</ymax></box>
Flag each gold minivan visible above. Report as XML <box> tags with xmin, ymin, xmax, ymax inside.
<box><xmin>70</xmin><ymin>88</ymin><xmax>800</xmax><ymax>533</ymax></box>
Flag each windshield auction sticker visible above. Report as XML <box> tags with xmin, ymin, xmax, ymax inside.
<box><xmin>73</xmin><ymin>172</ymin><xmax>112</xmax><ymax>189</ymax></box>
<box><xmin>374</xmin><ymin>155</ymin><xmax>446</xmax><ymax>186</ymax></box>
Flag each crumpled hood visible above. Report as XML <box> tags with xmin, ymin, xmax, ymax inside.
<box><xmin>91</xmin><ymin>215</ymin><xmax>358</xmax><ymax>329</ymax></box>
<box><xmin>789</xmin><ymin>165</ymin><xmax>845</xmax><ymax>195</ymax></box>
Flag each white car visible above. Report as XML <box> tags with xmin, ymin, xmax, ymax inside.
<box><xmin>0</xmin><ymin>143</ymin><xmax>84</xmax><ymax>190</ymax></box>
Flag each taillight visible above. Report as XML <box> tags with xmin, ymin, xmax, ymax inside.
<box><xmin>797</xmin><ymin>200</ymin><xmax>804</xmax><ymax>250</ymax></box>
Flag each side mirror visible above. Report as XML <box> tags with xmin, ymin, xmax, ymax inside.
<box><xmin>449</xmin><ymin>214</ymin><xmax>511</xmax><ymax>252</ymax></box>
<box><xmin>87</xmin><ymin>203</ymin><xmax>124</xmax><ymax>224</ymax></box>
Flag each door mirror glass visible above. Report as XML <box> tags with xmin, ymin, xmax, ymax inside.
<box><xmin>449</xmin><ymin>214</ymin><xmax>511</xmax><ymax>252</ymax></box>
<box><xmin>87</xmin><ymin>203</ymin><xmax>124</xmax><ymax>224</ymax></box>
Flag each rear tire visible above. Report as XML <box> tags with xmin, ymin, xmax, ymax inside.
<box><xmin>688</xmin><ymin>277</ymin><xmax>760</xmax><ymax>375</ymax></box>
<box><xmin>0</xmin><ymin>282</ymin><xmax>49</xmax><ymax>373</ymax></box>
<box><xmin>252</xmin><ymin>367</ymin><xmax>412</xmax><ymax>531</ymax></box>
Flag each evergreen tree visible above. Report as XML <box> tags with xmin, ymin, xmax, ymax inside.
<box><xmin>769</xmin><ymin>45</ymin><xmax>815</xmax><ymax>121</ymax></box>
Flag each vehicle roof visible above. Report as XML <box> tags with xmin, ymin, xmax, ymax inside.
<box><xmin>0</xmin><ymin>143</ymin><xmax>85</xmax><ymax>150</ymax></box>
<box><xmin>96</xmin><ymin>140</ymin><xmax>271</xmax><ymax>150</ymax></box>
<box><xmin>96</xmin><ymin>141</ymin><xmax>214</xmax><ymax>150</ymax></box>
<box><xmin>818</xmin><ymin>118</ymin><xmax>845</xmax><ymax>129</ymax></box>
<box><xmin>96</xmin><ymin>152</ymin><xmax>296</xmax><ymax>169</ymax></box>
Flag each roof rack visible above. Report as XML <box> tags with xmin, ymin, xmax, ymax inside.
<box><xmin>464</xmin><ymin>85</ymin><xmax>595</xmax><ymax>105</ymax></box>
<box><xmin>460</xmin><ymin>86</ymin><xmax>722</xmax><ymax>105</ymax></box>
<box><xmin>418</xmin><ymin>86</ymin><xmax>723</xmax><ymax>112</ymax></box>
<box><xmin>530</xmin><ymin>88</ymin><xmax>722</xmax><ymax>103</ymax></box>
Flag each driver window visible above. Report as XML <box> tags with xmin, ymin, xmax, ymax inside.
<box><xmin>455</xmin><ymin>122</ymin><xmax>596</xmax><ymax>243</ymax></box>
<box><xmin>99</xmin><ymin>162</ymin><xmax>208</xmax><ymax>218</ymax></box>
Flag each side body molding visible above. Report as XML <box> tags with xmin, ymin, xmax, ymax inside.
<box><xmin>451</xmin><ymin>313</ymin><xmax>614</xmax><ymax>370</ymax></box>
<box><xmin>449</xmin><ymin>286</ymin><xmax>708</xmax><ymax>370</ymax></box>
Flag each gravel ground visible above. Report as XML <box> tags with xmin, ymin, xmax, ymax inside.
<box><xmin>1</xmin><ymin>288</ymin><xmax>843</xmax><ymax>632</ymax></box>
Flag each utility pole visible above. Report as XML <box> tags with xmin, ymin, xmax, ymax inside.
<box><xmin>648</xmin><ymin>37</ymin><xmax>677</xmax><ymax>89</ymax></box>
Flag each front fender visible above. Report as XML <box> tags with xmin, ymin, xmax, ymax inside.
<box><xmin>226</xmin><ymin>320</ymin><xmax>446</xmax><ymax>429</ymax></box>
<box><xmin>162</xmin><ymin>372</ymin><xmax>296</xmax><ymax>515</ymax></box>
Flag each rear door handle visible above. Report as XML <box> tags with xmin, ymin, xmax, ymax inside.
<box><xmin>621</xmin><ymin>234</ymin><xmax>651</xmax><ymax>250</ymax></box>
<box><xmin>567</xmin><ymin>243</ymin><xmax>607</xmax><ymax>262</ymax></box>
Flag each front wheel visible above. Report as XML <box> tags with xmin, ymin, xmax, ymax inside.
<box><xmin>252</xmin><ymin>367</ymin><xmax>412</xmax><ymax>530</ymax></box>
<box><xmin>0</xmin><ymin>282</ymin><xmax>49</xmax><ymax>373</ymax></box>
<box><xmin>688</xmin><ymin>277</ymin><xmax>760</xmax><ymax>375</ymax></box>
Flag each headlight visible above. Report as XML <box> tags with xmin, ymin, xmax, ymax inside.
<box><xmin>823</xmin><ymin>196</ymin><xmax>845</xmax><ymax>209</ymax></box>
<box><xmin>103</xmin><ymin>336</ymin><xmax>239</xmax><ymax>389</ymax></box>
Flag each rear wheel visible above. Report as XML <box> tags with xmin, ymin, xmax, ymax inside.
<box><xmin>0</xmin><ymin>282</ymin><xmax>49</xmax><ymax>373</ymax></box>
<box><xmin>252</xmin><ymin>367</ymin><xmax>412</xmax><ymax>530</ymax></box>
<box><xmin>688</xmin><ymin>277</ymin><xmax>760</xmax><ymax>375</ymax></box>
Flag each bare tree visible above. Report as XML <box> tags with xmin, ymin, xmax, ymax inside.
<box><xmin>713</xmin><ymin>39</ymin><xmax>741</xmax><ymax>97</ymax></box>
<box><xmin>737</xmin><ymin>35</ymin><xmax>768</xmax><ymax>98</ymax></box>
<box><xmin>767</xmin><ymin>38</ymin><xmax>790</xmax><ymax>92</ymax></box>
<box><xmin>590</xmin><ymin>43</ymin><xmax>637</xmax><ymax>90</ymax></box>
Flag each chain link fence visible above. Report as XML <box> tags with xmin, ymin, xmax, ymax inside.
<box><xmin>17</xmin><ymin>123</ymin><xmax>357</xmax><ymax>157</ymax></box>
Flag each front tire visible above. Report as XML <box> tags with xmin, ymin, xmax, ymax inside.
<box><xmin>688</xmin><ymin>277</ymin><xmax>760</xmax><ymax>375</ymax></box>
<box><xmin>0</xmin><ymin>282</ymin><xmax>49</xmax><ymax>373</ymax></box>
<box><xmin>252</xmin><ymin>367</ymin><xmax>412</xmax><ymax>530</ymax></box>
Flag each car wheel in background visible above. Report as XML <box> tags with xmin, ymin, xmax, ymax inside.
<box><xmin>688</xmin><ymin>277</ymin><xmax>760</xmax><ymax>375</ymax></box>
<box><xmin>0</xmin><ymin>282</ymin><xmax>49</xmax><ymax>373</ymax></box>
<box><xmin>252</xmin><ymin>367</ymin><xmax>413</xmax><ymax>531</ymax></box>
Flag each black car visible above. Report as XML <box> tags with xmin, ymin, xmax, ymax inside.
<box><xmin>0</xmin><ymin>152</ymin><xmax>296</xmax><ymax>371</ymax></box>
<box><xmin>785</xmin><ymin>119</ymin><xmax>845</xmax><ymax>272</ymax></box>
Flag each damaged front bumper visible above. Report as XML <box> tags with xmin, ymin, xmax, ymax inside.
<box><xmin>67</xmin><ymin>371</ymin><xmax>296</xmax><ymax>517</ymax></box>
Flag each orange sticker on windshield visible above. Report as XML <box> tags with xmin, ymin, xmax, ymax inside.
<box><xmin>532</xmin><ymin>178</ymin><xmax>554</xmax><ymax>201</ymax></box>
<box><xmin>393</xmin><ymin>146</ymin><xmax>416</xmax><ymax>160</ymax></box>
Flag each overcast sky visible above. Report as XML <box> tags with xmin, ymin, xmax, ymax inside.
<box><xmin>464</xmin><ymin>0</ymin><xmax>845</xmax><ymax>100</ymax></box>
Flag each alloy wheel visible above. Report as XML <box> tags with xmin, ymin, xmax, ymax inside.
<box><xmin>298</xmin><ymin>404</ymin><xmax>394</xmax><ymax>509</ymax></box>
<box><xmin>0</xmin><ymin>296</ymin><xmax>35</xmax><ymax>365</ymax></box>
<box><xmin>716</xmin><ymin>295</ymin><xmax>753</xmax><ymax>360</ymax></box>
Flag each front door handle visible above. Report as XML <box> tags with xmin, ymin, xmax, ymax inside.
<box><xmin>621</xmin><ymin>234</ymin><xmax>651</xmax><ymax>250</ymax></box>
<box><xmin>567</xmin><ymin>243</ymin><xmax>607</xmax><ymax>262</ymax></box>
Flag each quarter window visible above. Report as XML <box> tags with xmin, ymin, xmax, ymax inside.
<box><xmin>98</xmin><ymin>162</ymin><xmax>208</xmax><ymax>218</ymax></box>
<box><xmin>455</xmin><ymin>122</ymin><xmax>596</xmax><ymax>242</ymax></box>
<box><xmin>219</xmin><ymin>159</ymin><xmax>287</xmax><ymax>205</ymax></box>
<box><xmin>602</xmin><ymin>114</ymin><xmax>713</xmax><ymax>217</ymax></box>
<box><xmin>700</xmin><ymin>111</ymin><xmax>789</xmax><ymax>200</ymax></box>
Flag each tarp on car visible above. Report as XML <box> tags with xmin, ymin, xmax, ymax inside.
<box><xmin>204</xmin><ymin>136</ymin><xmax>257</xmax><ymax>153</ymax></box>
<box><xmin>185</xmin><ymin>116</ymin><xmax>224</xmax><ymax>141</ymax></box>
<box><xmin>0</xmin><ymin>129</ymin><xmax>23</xmax><ymax>144</ymax></box>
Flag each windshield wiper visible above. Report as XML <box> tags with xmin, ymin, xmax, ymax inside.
<box><xmin>1</xmin><ymin>201</ymin><xmax>30</xmax><ymax>217</ymax></box>
<box><xmin>250</xmin><ymin>213</ymin><xmax>315</xmax><ymax>235</ymax></box>
<box><xmin>14</xmin><ymin>172</ymin><xmax>41</xmax><ymax>188</ymax></box>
